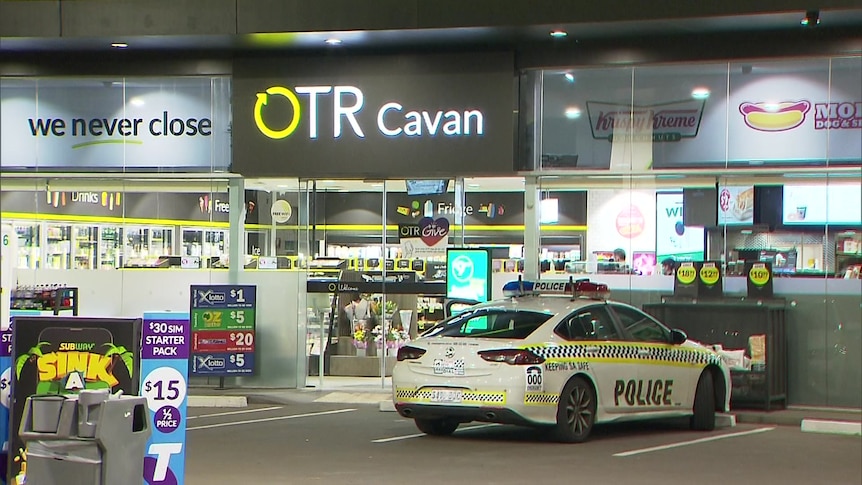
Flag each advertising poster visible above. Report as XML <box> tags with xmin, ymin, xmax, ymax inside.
<box><xmin>655</xmin><ymin>192</ymin><xmax>705</xmax><ymax>263</ymax></box>
<box><xmin>398</xmin><ymin>217</ymin><xmax>450</xmax><ymax>259</ymax></box>
<box><xmin>0</xmin><ymin>325</ymin><xmax>10</xmax><ymax>484</ymax></box>
<box><xmin>8</xmin><ymin>316</ymin><xmax>140</xmax><ymax>483</ymax></box>
<box><xmin>190</xmin><ymin>286</ymin><xmax>256</xmax><ymax>376</ymax></box>
<box><xmin>141</xmin><ymin>312</ymin><xmax>190</xmax><ymax>485</ymax></box>
<box><xmin>586</xmin><ymin>189</ymin><xmax>657</xmax><ymax>258</ymax></box>
<box><xmin>718</xmin><ymin>186</ymin><xmax>755</xmax><ymax>225</ymax></box>
<box><xmin>446</xmin><ymin>249</ymin><xmax>491</xmax><ymax>303</ymax></box>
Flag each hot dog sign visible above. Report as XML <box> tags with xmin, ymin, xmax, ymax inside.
<box><xmin>739</xmin><ymin>100</ymin><xmax>861</xmax><ymax>132</ymax></box>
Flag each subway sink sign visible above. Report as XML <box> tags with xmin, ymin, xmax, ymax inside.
<box><xmin>254</xmin><ymin>85</ymin><xmax>485</xmax><ymax>140</ymax></box>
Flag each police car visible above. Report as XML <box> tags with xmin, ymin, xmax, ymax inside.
<box><xmin>392</xmin><ymin>278</ymin><xmax>731</xmax><ymax>442</ymax></box>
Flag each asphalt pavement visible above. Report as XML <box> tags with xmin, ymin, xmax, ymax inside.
<box><xmin>185</xmin><ymin>402</ymin><xmax>862</xmax><ymax>485</ymax></box>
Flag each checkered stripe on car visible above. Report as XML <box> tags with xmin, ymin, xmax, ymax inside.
<box><xmin>523</xmin><ymin>343</ymin><xmax>719</xmax><ymax>366</ymax></box>
<box><xmin>524</xmin><ymin>393</ymin><xmax>559</xmax><ymax>406</ymax></box>
<box><xmin>394</xmin><ymin>388</ymin><xmax>506</xmax><ymax>405</ymax></box>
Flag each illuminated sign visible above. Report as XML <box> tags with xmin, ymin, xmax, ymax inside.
<box><xmin>254</xmin><ymin>85</ymin><xmax>485</xmax><ymax>139</ymax></box>
<box><xmin>446</xmin><ymin>248</ymin><xmax>492</xmax><ymax>303</ymax></box>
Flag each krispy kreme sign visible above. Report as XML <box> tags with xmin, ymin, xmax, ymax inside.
<box><xmin>739</xmin><ymin>100</ymin><xmax>861</xmax><ymax>132</ymax></box>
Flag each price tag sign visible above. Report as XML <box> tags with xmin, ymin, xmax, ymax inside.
<box><xmin>141</xmin><ymin>311</ymin><xmax>190</xmax><ymax>485</ymax></box>
<box><xmin>673</xmin><ymin>261</ymin><xmax>702</xmax><ymax>298</ymax></box>
<box><xmin>189</xmin><ymin>285</ymin><xmax>256</xmax><ymax>376</ymax></box>
<box><xmin>745</xmin><ymin>261</ymin><xmax>774</xmax><ymax>298</ymax></box>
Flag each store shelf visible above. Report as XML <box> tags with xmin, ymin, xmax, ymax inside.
<box><xmin>11</xmin><ymin>286</ymin><xmax>79</xmax><ymax>316</ymax></box>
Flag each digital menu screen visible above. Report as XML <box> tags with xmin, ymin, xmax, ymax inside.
<box><xmin>718</xmin><ymin>186</ymin><xmax>755</xmax><ymax>225</ymax></box>
<box><xmin>782</xmin><ymin>184</ymin><xmax>862</xmax><ymax>225</ymax></box>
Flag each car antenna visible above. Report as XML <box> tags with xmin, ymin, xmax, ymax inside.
<box><xmin>569</xmin><ymin>275</ymin><xmax>575</xmax><ymax>301</ymax></box>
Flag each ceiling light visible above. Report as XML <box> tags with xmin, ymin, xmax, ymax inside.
<box><xmin>468</xmin><ymin>183</ymin><xmax>480</xmax><ymax>188</ymax></box>
<box><xmin>550</xmin><ymin>30</ymin><xmax>568</xmax><ymax>38</ymax></box>
<box><xmin>564</xmin><ymin>107</ymin><xmax>582</xmax><ymax>119</ymax></box>
<box><xmin>691</xmin><ymin>87</ymin><xmax>710</xmax><ymax>99</ymax></box>
<box><xmin>129</xmin><ymin>97</ymin><xmax>145</xmax><ymax>107</ymax></box>
<box><xmin>111</xmin><ymin>43</ymin><xmax>128</xmax><ymax>49</ymax></box>
<box><xmin>800</xmin><ymin>10</ymin><xmax>820</xmax><ymax>26</ymax></box>
<box><xmin>564</xmin><ymin>73</ymin><xmax>575</xmax><ymax>83</ymax></box>
<box><xmin>325</xmin><ymin>38</ymin><xmax>343</xmax><ymax>45</ymax></box>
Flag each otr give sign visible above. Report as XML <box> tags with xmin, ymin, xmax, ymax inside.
<box><xmin>254</xmin><ymin>85</ymin><xmax>485</xmax><ymax>139</ymax></box>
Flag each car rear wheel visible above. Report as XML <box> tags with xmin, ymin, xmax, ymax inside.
<box><xmin>690</xmin><ymin>370</ymin><xmax>716</xmax><ymax>431</ymax></box>
<box><xmin>414</xmin><ymin>418</ymin><xmax>459</xmax><ymax>436</ymax></box>
<box><xmin>554</xmin><ymin>376</ymin><xmax>596</xmax><ymax>443</ymax></box>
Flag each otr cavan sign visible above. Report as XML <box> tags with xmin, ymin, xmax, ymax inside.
<box><xmin>253</xmin><ymin>85</ymin><xmax>485</xmax><ymax>139</ymax></box>
<box><xmin>231</xmin><ymin>53</ymin><xmax>514</xmax><ymax>179</ymax></box>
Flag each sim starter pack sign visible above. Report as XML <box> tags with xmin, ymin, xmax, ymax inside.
<box><xmin>8</xmin><ymin>316</ymin><xmax>141</xmax><ymax>482</ymax></box>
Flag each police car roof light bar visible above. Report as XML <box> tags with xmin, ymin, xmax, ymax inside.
<box><xmin>502</xmin><ymin>278</ymin><xmax>611</xmax><ymax>300</ymax></box>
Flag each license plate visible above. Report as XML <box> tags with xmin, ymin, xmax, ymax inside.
<box><xmin>430</xmin><ymin>389</ymin><xmax>463</xmax><ymax>403</ymax></box>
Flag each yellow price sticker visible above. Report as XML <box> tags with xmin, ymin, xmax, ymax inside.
<box><xmin>700</xmin><ymin>265</ymin><xmax>720</xmax><ymax>286</ymax></box>
<box><xmin>749</xmin><ymin>267</ymin><xmax>771</xmax><ymax>286</ymax></box>
<box><xmin>676</xmin><ymin>265</ymin><xmax>697</xmax><ymax>285</ymax></box>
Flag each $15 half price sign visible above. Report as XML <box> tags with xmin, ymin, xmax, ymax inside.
<box><xmin>141</xmin><ymin>311</ymin><xmax>190</xmax><ymax>485</ymax></box>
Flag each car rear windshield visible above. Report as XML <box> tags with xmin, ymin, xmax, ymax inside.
<box><xmin>423</xmin><ymin>309</ymin><xmax>553</xmax><ymax>339</ymax></box>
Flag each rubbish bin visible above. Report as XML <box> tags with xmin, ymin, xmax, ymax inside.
<box><xmin>18</xmin><ymin>389</ymin><xmax>150</xmax><ymax>485</ymax></box>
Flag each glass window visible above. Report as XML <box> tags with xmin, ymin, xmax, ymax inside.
<box><xmin>425</xmin><ymin>309</ymin><xmax>552</xmax><ymax>339</ymax></box>
<box><xmin>612</xmin><ymin>304</ymin><xmax>671</xmax><ymax>343</ymax></box>
<box><xmin>555</xmin><ymin>305</ymin><xmax>619</xmax><ymax>341</ymax></box>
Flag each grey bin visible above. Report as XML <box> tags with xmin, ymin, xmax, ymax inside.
<box><xmin>19</xmin><ymin>389</ymin><xmax>151</xmax><ymax>485</ymax></box>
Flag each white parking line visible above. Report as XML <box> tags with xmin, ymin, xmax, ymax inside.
<box><xmin>613</xmin><ymin>427</ymin><xmax>776</xmax><ymax>457</ymax></box>
<box><xmin>372</xmin><ymin>424</ymin><xmax>498</xmax><ymax>443</ymax></box>
<box><xmin>188</xmin><ymin>408</ymin><xmax>357</xmax><ymax>431</ymax></box>
<box><xmin>187</xmin><ymin>406</ymin><xmax>283</xmax><ymax>421</ymax></box>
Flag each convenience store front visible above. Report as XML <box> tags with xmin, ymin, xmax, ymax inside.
<box><xmin>230</xmin><ymin>51</ymin><xmax>519</xmax><ymax>379</ymax></box>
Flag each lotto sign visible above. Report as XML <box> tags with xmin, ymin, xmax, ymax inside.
<box><xmin>189</xmin><ymin>285</ymin><xmax>257</xmax><ymax>376</ymax></box>
<box><xmin>141</xmin><ymin>312</ymin><xmax>190</xmax><ymax>485</ymax></box>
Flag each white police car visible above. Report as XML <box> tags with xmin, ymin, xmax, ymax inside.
<box><xmin>392</xmin><ymin>278</ymin><xmax>731</xmax><ymax>442</ymax></box>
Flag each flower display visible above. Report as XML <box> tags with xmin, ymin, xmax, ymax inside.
<box><xmin>372</xmin><ymin>324</ymin><xmax>410</xmax><ymax>349</ymax></box>
<box><xmin>353</xmin><ymin>325</ymin><xmax>368</xmax><ymax>349</ymax></box>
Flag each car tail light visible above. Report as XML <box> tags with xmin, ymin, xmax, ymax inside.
<box><xmin>478</xmin><ymin>349</ymin><xmax>545</xmax><ymax>365</ymax></box>
<box><xmin>397</xmin><ymin>346</ymin><xmax>426</xmax><ymax>361</ymax></box>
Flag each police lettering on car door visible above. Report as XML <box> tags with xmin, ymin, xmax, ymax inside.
<box><xmin>614</xmin><ymin>379</ymin><xmax>674</xmax><ymax>406</ymax></box>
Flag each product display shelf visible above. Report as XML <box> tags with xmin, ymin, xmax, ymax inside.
<box><xmin>643</xmin><ymin>296</ymin><xmax>787</xmax><ymax>411</ymax></box>
<box><xmin>11</xmin><ymin>286</ymin><xmax>79</xmax><ymax>316</ymax></box>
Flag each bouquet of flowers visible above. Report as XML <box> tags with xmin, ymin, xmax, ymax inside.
<box><xmin>372</xmin><ymin>324</ymin><xmax>410</xmax><ymax>349</ymax></box>
<box><xmin>353</xmin><ymin>325</ymin><xmax>368</xmax><ymax>349</ymax></box>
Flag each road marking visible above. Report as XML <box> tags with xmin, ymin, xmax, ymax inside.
<box><xmin>187</xmin><ymin>406</ymin><xmax>283</xmax><ymax>421</ymax></box>
<box><xmin>372</xmin><ymin>424</ymin><xmax>498</xmax><ymax>443</ymax></box>
<box><xmin>188</xmin><ymin>408</ymin><xmax>357</xmax><ymax>431</ymax></box>
<box><xmin>613</xmin><ymin>427</ymin><xmax>776</xmax><ymax>457</ymax></box>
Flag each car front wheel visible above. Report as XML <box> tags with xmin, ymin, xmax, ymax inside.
<box><xmin>554</xmin><ymin>376</ymin><xmax>596</xmax><ymax>443</ymax></box>
<box><xmin>414</xmin><ymin>418</ymin><xmax>459</xmax><ymax>436</ymax></box>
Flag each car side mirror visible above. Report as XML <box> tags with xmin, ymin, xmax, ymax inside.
<box><xmin>670</xmin><ymin>329</ymin><xmax>687</xmax><ymax>345</ymax></box>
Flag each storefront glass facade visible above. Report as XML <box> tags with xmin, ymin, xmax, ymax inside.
<box><xmin>521</xmin><ymin>56</ymin><xmax>861</xmax><ymax>408</ymax></box>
